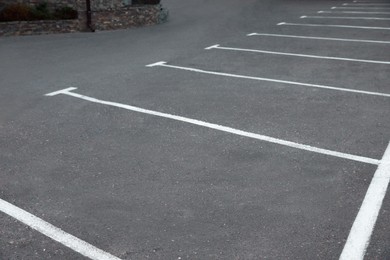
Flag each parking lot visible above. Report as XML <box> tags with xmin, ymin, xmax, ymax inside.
<box><xmin>1</xmin><ymin>0</ymin><xmax>389</xmax><ymax>259</ymax></box>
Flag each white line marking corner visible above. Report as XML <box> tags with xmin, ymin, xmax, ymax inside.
<box><xmin>146</xmin><ymin>61</ymin><xmax>167</xmax><ymax>67</ymax></box>
<box><xmin>245</xmin><ymin>32</ymin><xmax>390</xmax><ymax>44</ymax></box>
<box><xmin>205</xmin><ymin>44</ymin><xmax>220</xmax><ymax>50</ymax></box>
<box><xmin>45</xmin><ymin>87</ymin><xmax>77</xmax><ymax>97</ymax></box>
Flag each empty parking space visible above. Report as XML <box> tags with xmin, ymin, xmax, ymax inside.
<box><xmin>205</xmin><ymin>44</ymin><xmax>390</xmax><ymax>65</ymax></box>
<box><xmin>1</xmin><ymin>0</ymin><xmax>389</xmax><ymax>259</ymax></box>
<box><xmin>277</xmin><ymin>21</ymin><xmax>390</xmax><ymax>30</ymax></box>
<box><xmin>0</xmin><ymin>96</ymin><xmax>381</xmax><ymax>259</ymax></box>
<box><xmin>147</xmin><ymin>53</ymin><xmax>390</xmax><ymax>95</ymax></box>
<box><xmin>44</xmin><ymin>87</ymin><xmax>386</xmax><ymax>162</ymax></box>
<box><xmin>247</xmin><ymin>32</ymin><xmax>390</xmax><ymax>44</ymax></box>
<box><xmin>120</xmin><ymin>66</ymin><xmax>390</xmax><ymax>158</ymax></box>
<box><xmin>259</xmin><ymin>25</ymin><xmax>390</xmax><ymax>41</ymax></box>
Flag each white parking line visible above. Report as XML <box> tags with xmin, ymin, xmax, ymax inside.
<box><xmin>353</xmin><ymin>0</ymin><xmax>390</xmax><ymax>2</ymax></box>
<box><xmin>146</xmin><ymin>61</ymin><xmax>390</xmax><ymax>98</ymax></box>
<box><xmin>332</xmin><ymin>6</ymin><xmax>390</xmax><ymax>10</ymax></box>
<box><xmin>319</xmin><ymin>10</ymin><xmax>390</xmax><ymax>14</ymax></box>
<box><xmin>301</xmin><ymin>15</ymin><xmax>390</xmax><ymax>20</ymax></box>
<box><xmin>205</xmin><ymin>44</ymin><xmax>390</xmax><ymax>64</ymax></box>
<box><xmin>277</xmin><ymin>22</ymin><xmax>390</xmax><ymax>30</ymax></box>
<box><xmin>0</xmin><ymin>199</ymin><xmax>121</xmax><ymax>260</ymax></box>
<box><xmin>353</xmin><ymin>0</ymin><xmax>389</xmax><ymax>2</ymax></box>
<box><xmin>340</xmin><ymin>143</ymin><xmax>390</xmax><ymax>260</ymax></box>
<box><xmin>344</xmin><ymin>3</ymin><xmax>390</xmax><ymax>6</ymax></box>
<box><xmin>45</xmin><ymin>87</ymin><xmax>381</xmax><ymax>165</ymax></box>
<box><xmin>247</xmin><ymin>33</ymin><xmax>390</xmax><ymax>44</ymax></box>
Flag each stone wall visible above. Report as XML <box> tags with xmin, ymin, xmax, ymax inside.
<box><xmin>0</xmin><ymin>19</ymin><xmax>79</xmax><ymax>36</ymax></box>
<box><xmin>0</xmin><ymin>0</ymin><xmax>127</xmax><ymax>10</ymax></box>
<box><xmin>90</xmin><ymin>0</ymin><xmax>124</xmax><ymax>11</ymax></box>
<box><xmin>92</xmin><ymin>4</ymin><xmax>167</xmax><ymax>31</ymax></box>
<box><xmin>0</xmin><ymin>0</ymin><xmax>168</xmax><ymax>36</ymax></box>
<box><xmin>0</xmin><ymin>0</ymin><xmax>79</xmax><ymax>9</ymax></box>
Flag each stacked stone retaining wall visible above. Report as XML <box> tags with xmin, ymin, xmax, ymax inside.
<box><xmin>0</xmin><ymin>19</ymin><xmax>79</xmax><ymax>36</ymax></box>
<box><xmin>93</xmin><ymin>5</ymin><xmax>167</xmax><ymax>31</ymax></box>
<box><xmin>0</xmin><ymin>0</ymin><xmax>79</xmax><ymax>10</ymax></box>
<box><xmin>0</xmin><ymin>0</ymin><xmax>168</xmax><ymax>36</ymax></box>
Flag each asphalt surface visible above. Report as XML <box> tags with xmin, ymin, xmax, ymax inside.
<box><xmin>0</xmin><ymin>0</ymin><xmax>390</xmax><ymax>259</ymax></box>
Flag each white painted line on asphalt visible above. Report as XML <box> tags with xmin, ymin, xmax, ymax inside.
<box><xmin>354</xmin><ymin>0</ymin><xmax>390</xmax><ymax>2</ymax></box>
<box><xmin>205</xmin><ymin>44</ymin><xmax>390</xmax><ymax>64</ymax></box>
<box><xmin>45</xmin><ymin>87</ymin><xmax>381</xmax><ymax>165</ymax></box>
<box><xmin>146</xmin><ymin>61</ymin><xmax>390</xmax><ymax>98</ymax></box>
<box><xmin>45</xmin><ymin>87</ymin><xmax>78</xmax><ymax>96</ymax></box>
<box><xmin>0</xmin><ymin>199</ymin><xmax>121</xmax><ymax>260</ymax></box>
<box><xmin>332</xmin><ymin>6</ymin><xmax>390</xmax><ymax>10</ymax></box>
<box><xmin>340</xmin><ymin>142</ymin><xmax>390</xmax><ymax>260</ymax></box>
<box><xmin>205</xmin><ymin>44</ymin><xmax>220</xmax><ymax>50</ymax></box>
<box><xmin>344</xmin><ymin>3</ymin><xmax>390</xmax><ymax>5</ymax></box>
<box><xmin>277</xmin><ymin>22</ymin><xmax>390</xmax><ymax>30</ymax></box>
<box><xmin>247</xmin><ymin>33</ymin><xmax>390</xmax><ymax>44</ymax></box>
<box><xmin>301</xmin><ymin>15</ymin><xmax>390</xmax><ymax>20</ymax></box>
<box><xmin>319</xmin><ymin>10</ymin><xmax>390</xmax><ymax>14</ymax></box>
<box><xmin>145</xmin><ymin>61</ymin><xmax>167</xmax><ymax>67</ymax></box>
<box><xmin>353</xmin><ymin>0</ymin><xmax>390</xmax><ymax>4</ymax></box>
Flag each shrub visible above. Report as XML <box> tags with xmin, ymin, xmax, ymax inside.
<box><xmin>132</xmin><ymin>0</ymin><xmax>161</xmax><ymax>5</ymax></box>
<box><xmin>54</xmin><ymin>6</ymin><xmax>78</xmax><ymax>20</ymax></box>
<box><xmin>0</xmin><ymin>2</ymin><xmax>78</xmax><ymax>22</ymax></box>
<box><xmin>0</xmin><ymin>3</ymin><xmax>33</xmax><ymax>22</ymax></box>
<box><xmin>31</xmin><ymin>2</ymin><xmax>52</xmax><ymax>20</ymax></box>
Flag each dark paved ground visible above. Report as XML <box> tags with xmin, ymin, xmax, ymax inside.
<box><xmin>0</xmin><ymin>0</ymin><xmax>389</xmax><ymax>259</ymax></box>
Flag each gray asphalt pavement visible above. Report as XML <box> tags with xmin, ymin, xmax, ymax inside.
<box><xmin>1</xmin><ymin>0</ymin><xmax>390</xmax><ymax>259</ymax></box>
